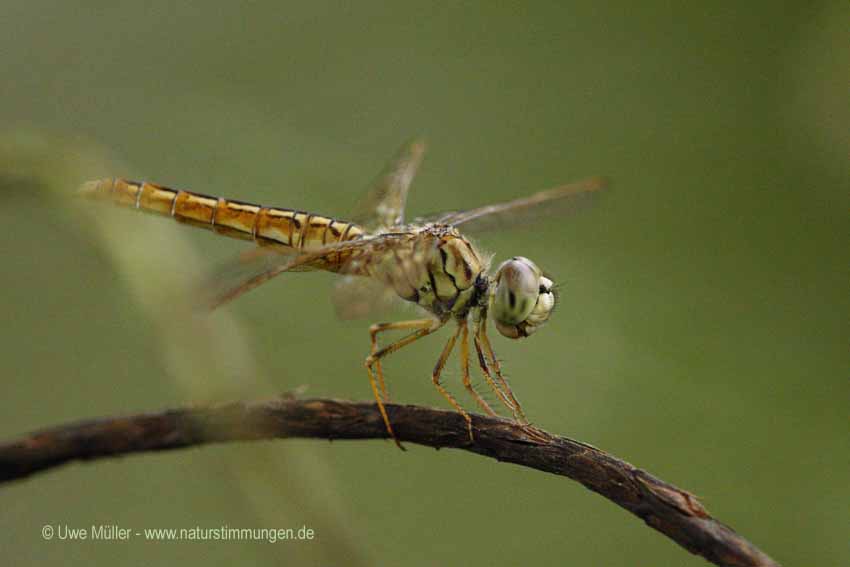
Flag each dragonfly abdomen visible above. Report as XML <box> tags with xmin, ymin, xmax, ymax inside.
<box><xmin>79</xmin><ymin>178</ymin><xmax>364</xmax><ymax>250</ymax></box>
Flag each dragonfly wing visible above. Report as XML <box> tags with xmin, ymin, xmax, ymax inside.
<box><xmin>415</xmin><ymin>176</ymin><xmax>609</xmax><ymax>234</ymax></box>
<box><xmin>349</xmin><ymin>139</ymin><xmax>426</xmax><ymax>231</ymax></box>
<box><xmin>331</xmin><ymin>231</ymin><xmax>438</xmax><ymax>319</ymax></box>
<box><xmin>201</xmin><ymin>246</ymin><xmax>315</xmax><ymax>310</ymax></box>
<box><xmin>201</xmin><ymin>232</ymin><xmax>437</xmax><ymax>314</ymax></box>
<box><xmin>331</xmin><ymin>275</ymin><xmax>398</xmax><ymax>320</ymax></box>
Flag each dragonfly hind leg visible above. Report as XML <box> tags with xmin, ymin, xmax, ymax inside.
<box><xmin>365</xmin><ymin>318</ymin><xmax>445</xmax><ymax>450</ymax></box>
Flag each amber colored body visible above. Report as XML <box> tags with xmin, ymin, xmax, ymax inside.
<box><xmin>80</xmin><ymin>163</ymin><xmax>603</xmax><ymax>450</ymax></box>
<box><xmin>80</xmin><ymin>179</ymin><xmax>489</xmax><ymax>321</ymax></box>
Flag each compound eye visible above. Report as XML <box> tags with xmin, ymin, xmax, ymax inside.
<box><xmin>491</xmin><ymin>257</ymin><xmax>541</xmax><ymax>326</ymax></box>
<box><xmin>493</xmin><ymin>319</ymin><xmax>523</xmax><ymax>339</ymax></box>
<box><xmin>491</xmin><ymin>258</ymin><xmax>557</xmax><ymax>339</ymax></box>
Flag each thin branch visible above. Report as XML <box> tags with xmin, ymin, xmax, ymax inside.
<box><xmin>0</xmin><ymin>397</ymin><xmax>778</xmax><ymax>567</ymax></box>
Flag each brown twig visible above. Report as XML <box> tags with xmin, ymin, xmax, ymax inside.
<box><xmin>0</xmin><ymin>398</ymin><xmax>778</xmax><ymax>567</ymax></box>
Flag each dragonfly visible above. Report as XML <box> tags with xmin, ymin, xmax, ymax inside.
<box><xmin>80</xmin><ymin>141</ymin><xmax>607</xmax><ymax>449</ymax></box>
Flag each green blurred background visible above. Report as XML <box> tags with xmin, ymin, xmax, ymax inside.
<box><xmin>1</xmin><ymin>2</ymin><xmax>847</xmax><ymax>565</ymax></box>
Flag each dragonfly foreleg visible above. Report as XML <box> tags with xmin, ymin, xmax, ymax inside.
<box><xmin>458</xmin><ymin>319</ymin><xmax>497</xmax><ymax>417</ymax></box>
<box><xmin>474</xmin><ymin>315</ymin><xmax>529</xmax><ymax>424</ymax></box>
<box><xmin>432</xmin><ymin>323</ymin><xmax>475</xmax><ymax>443</ymax></box>
<box><xmin>365</xmin><ymin>318</ymin><xmax>444</xmax><ymax>450</ymax></box>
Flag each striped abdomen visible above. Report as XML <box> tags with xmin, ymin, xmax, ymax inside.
<box><xmin>79</xmin><ymin>178</ymin><xmax>365</xmax><ymax>250</ymax></box>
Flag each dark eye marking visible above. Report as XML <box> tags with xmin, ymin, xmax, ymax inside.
<box><xmin>519</xmin><ymin>299</ymin><xmax>529</xmax><ymax>314</ymax></box>
<box><xmin>508</xmin><ymin>291</ymin><xmax>516</xmax><ymax>309</ymax></box>
<box><xmin>539</xmin><ymin>285</ymin><xmax>549</xmax><ymax>294</ymax></box>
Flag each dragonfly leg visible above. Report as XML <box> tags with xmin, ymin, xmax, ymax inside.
<box><xmin>369</xmin><ymin>319</ymin><xmax>440</xmax><ymax>401</ymax></box>
<box><xmin>432</xmin><ymin>323</ymin><xmax>475</xmax><ymax>443</ymax></box>
<box><xmin>471</xmin><ymin>311</ymin><xmax>517</xmax><ymax>418</ymax></box>
<box><xmin>476</xmin><ymin>318</ymin><xmax>529</xmax><ymax>424</ymax></box>
<box><xmin>365</xmin><ymin>318</ymin><xmax>444</xmax><ymax>450</ymax></box>
<box><xmin>472</xmin><ymin>332</ymin><xmax>518</xmax><ymax>419</ymax></box>
<box><xmin>458</xmin><ymin>319</ymin><xmax>497</xmax><ymax>416</ymax></box>
<box><xmin>370</xmin><ymin>325</ymin><xmax>395</xmax><ymax>402</ymax></box>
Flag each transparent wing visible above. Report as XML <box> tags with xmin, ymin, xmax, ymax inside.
<box><xmin>331</xmin><ymin>274</ymin><xmax>399</xmax><ymax>320</ymax></box>
<box><xmin>200</xmin><ymin>246</ymin><xmax>318</xmax><ymax>310</ymax></box>
<box><xmin>349</xmin><ymin>139</ymin><xmax>426</xmax><ymax>231</ymax></box>
<box><xmin>415</xmin><ymin>176</ymin><xmax>609</xmax><ymax>234</ymax></box>
<box><xmin>201</xmin><ymin>232</ymin><xmax>437</xmax><ymax>314</ymax></box>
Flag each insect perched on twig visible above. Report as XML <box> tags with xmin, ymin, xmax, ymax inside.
<box><xmin>80</xmin><ymin>141</ymin><xmax>607</xmax><ymax>449</ymax></box>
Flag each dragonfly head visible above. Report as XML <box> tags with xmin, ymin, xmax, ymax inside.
<box><xmin>490</xmin><ymin>257</ymin><xmax>557</xmax><ymax>339</ymax></box>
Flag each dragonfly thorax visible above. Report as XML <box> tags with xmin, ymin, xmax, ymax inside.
<box><xmin>389</xmin><ymin>225</ymin><xmax>488</xmax><ymax>319</ymax></box>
